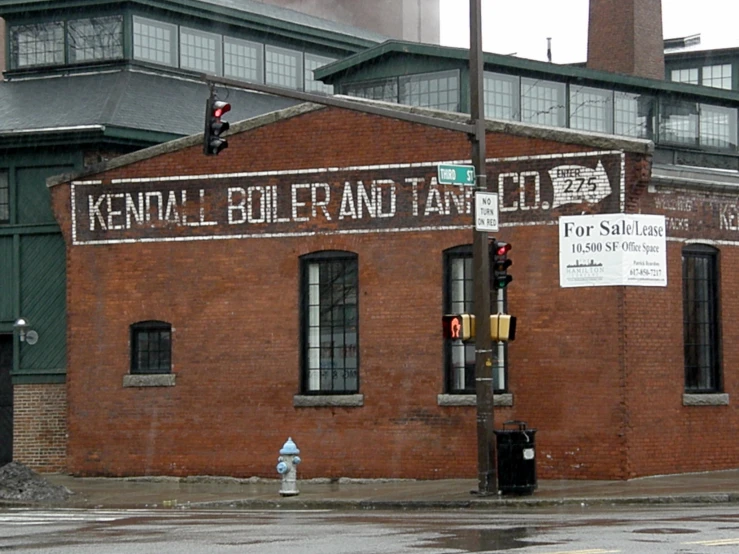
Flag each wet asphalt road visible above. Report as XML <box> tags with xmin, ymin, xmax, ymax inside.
<box><xmin>1</xmin><ymin>505</ymin><xmax>739</xmax><ymax>553</ymax></box>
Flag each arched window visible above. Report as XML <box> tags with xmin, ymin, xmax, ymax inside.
<box><xmin>130</xmin><ymin>320</ymin><xmax>172</xmax><ymax>375</ymax></box>
<box><xmin>300</xmin><ymin>251</ymin><xmax>358</xmax><ymax>394</ymax></box>
<box><xmin>682</xmin><ymin>244</ymin><xmax>721</xmax><ymax>392</ymax></box>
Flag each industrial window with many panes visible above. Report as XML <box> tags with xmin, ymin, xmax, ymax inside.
<box><xmin>683</xmin><ymin>244</ymin><xmax>722</xmax><ymax>393</ymax></box>
<box><xmin>444</xmin><ymin>246</ymin><xmax>507</xmax><ymax>394</ymax></box>
<box><xmin>301</xmin><ymin>252</ymin><xmax>359</xmax><ymax>394</ymax></box>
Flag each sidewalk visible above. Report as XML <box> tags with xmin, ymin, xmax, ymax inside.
<box><xmin>12</xmin><ymin>469</ymin><xmax>737</xmax><ymax>510</ymax></box>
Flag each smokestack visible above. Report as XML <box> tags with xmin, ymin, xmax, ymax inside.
<box><xmin>587</xmin><ymin>0</ymin><xmax>665</xmax><ymax>80</ymax></box>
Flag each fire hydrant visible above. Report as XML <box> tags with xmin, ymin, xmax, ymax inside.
<box><xmin>276</xmin><ymin>437</ymin><xmax>301</xmax><ymax>496</ymax></box>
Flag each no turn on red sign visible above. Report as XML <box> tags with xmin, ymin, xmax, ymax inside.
<box><xmin>475</xmin><ymin>191</ymin><xmax>499</xmax><ymax>232</ymax></box>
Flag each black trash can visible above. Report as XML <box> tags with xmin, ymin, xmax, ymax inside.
<box><xmin>494</xmin><ymin>420</ymin><xmax>537</xmax><ymax>495</ymax></box>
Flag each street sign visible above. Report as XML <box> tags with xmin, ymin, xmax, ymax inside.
<box><xmin>475</xmin><ymin>191</ymin><xmax>499</xmax><ymax>232</ymax></box>
<box><xmin>437</xmin><ymin>164</ymin><xmax>476</xmax><ymax>186</ymax></box>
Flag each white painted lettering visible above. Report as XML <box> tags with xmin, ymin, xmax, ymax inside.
<box><xmin>89</xmin><ymin>195</ymin><xmax>107</xmax><ymax>231</ymax></box>
<box><xmin>164</xmin><ymin>190</ymin><xmax>180</xmax><ymax>223</ymax></box>
<box><xmin>199</xmin><ymin>189</ymin><xmax>216</xmax><ymax>226</ymax></box>
<box><xmin>356</xmin><ymin>181</ymin><xmax>376</xmax><ymax>218</ymax></box>
<box><xmin>125</xmin><ymin>193</ymin><xmax>143</xmax><ymax>229</ymax></box>
<box><xmin>271</xmin><ymin>186</ymin><xmax>290</xmax><ymax>223</ymax></box>
<box><xmin>311</xmin><ymin>183</ymin><xmax>331</xmax><ymax>220</ymax></box>
<box><xmin>407</xmin><ymin>177</ymin><xmax>423</xmax><ymax>217</ymax></box>
<box><xmin>107</xmin><ymin>193</ymin><xmax>125</xmax><ymax>230</ymax></box>
<box><xmin>339</xmin><ymin>182</ymin><xmax>357</xmax><ymax>219</ymax></box>
<box><xmin>373</xmin><ymin>180</ymin><xmax>396</xmax><ymax>218</ymax></box>
<box><xmin>498</xmin><ymin>173</ymin><xmax>519</xmax><ymax>212</ymax></box>
<box><xmin>227</xmin><ymin>187</ymin><xmax>246</xmax><ymax>224</ymax></box>
<box><xmin>144</xmin><ymin>192</ymin><xmax>163</xmax><ymax>222</ymax></box>
<box><xmin>519</xmin><ymin>171</ymin><xmax>541</xmax><ymax>211</ymax></box>
<box><xmin>292</xmin><ymin>184</ymin><xmax>311</xmax><ymax>222</ymax></box>
<box><xmin>248</xmin><ymin>186</ymin><xmax>267</xmax><ymax>223</ymax></box>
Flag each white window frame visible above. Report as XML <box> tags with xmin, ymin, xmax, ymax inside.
<box><xmin>133</xmin><ymin>16</ymin><xmax>178</xmax><ymax>67</ymax></box>
<box><xmin>180</xmin><ymin>26</ymin><xmax>221</xmax><ymax>75</ymax></box>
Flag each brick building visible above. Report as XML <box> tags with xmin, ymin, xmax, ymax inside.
<box><xmin>5</xmin><ymin>0</ymin><xmax>739</xmax><ymax>481</ymax></box>
<box><xmin>47</xmin><ymin>98</ymin><xmax>737</xmax><ymax>481</ymax></box>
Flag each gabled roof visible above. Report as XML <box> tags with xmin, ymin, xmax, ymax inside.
<box><xmin>48</xmin><ymin>95</ymin><xmax>653</xmax><ymax>188</ymax></box>
<box><xmin>316</xmin><ymin>40</ymin><xmax>739</xmax><ymax>104</ymax></box>
<box><xmin>0</xmin><ymin>67</ymin><xmax>299</xmax><ymax>143</ymax></box>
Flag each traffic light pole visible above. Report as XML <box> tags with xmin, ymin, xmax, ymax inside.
<box><xmin>469</xmin><ymin>0</ymin><xmax>496</xmax><ymax>495</ymax></box>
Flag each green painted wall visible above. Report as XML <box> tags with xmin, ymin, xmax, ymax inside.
<box><xmin>0</xmin><ymin>154</ymin><xmax>78</xmax><ymax>384</ymax></box>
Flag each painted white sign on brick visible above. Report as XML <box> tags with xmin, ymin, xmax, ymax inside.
<box><xmin>559</xmin><ymin>214</ymin><xmax>667</xmax><ymax>288</ymax></box>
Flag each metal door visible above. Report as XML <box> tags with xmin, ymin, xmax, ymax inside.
<box><xmin>0</xmin><ymin>334</ymin><xmax>12</xmax><ymax>465</ymax></box>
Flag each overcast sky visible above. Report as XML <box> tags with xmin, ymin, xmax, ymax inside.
<box><xmin>439</xmin><ymin>0</ymin><xmax>736</xmax><ymax>63</ymax></box>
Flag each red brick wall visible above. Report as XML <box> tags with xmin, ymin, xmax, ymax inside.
<box><xmin>13</xmin><ymin>384</ymin><xmax>67</xmax><ymax>472</ymax></box>
<box><xmin>587</xmin><ymin>0</ymin><xmax>665</xmax><ymax>80</ymax></box>
<box><xmin>622</xmin><ymin>188</ymin><xmax>739</xmax><ymax>477</ymax></box>
<box><xmin>50</xmin><ymin>106</ymin><xmax>738</xmax><ymax>481</ymax></box>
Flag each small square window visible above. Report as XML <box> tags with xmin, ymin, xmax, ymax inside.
<box><xmin>131</xmin><ymin>321</ymin><xmax>172</xmax><ymax>374</ymax></box>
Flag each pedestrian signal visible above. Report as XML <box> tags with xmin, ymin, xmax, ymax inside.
<box><xmin>490</xmin><ymin>313</ymin><xmax>516</xmax><ymax>342</ymax></box>
<box><xmin>442</xmin><ymin>314</ymin><xmax>474</xmax><ymax>341</ymax></box>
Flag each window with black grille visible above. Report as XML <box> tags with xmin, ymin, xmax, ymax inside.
<box><xmin>683</xmin><ymin>244</ymin><xmax>722</xmax><ymax>392</ymax></box>
<box><xmin>130</xmin><ymin>320</ymin><xmax>172</xmax><ymax>375</ymax></box>
<box><xmin>300</xmin><ymin>251</ymin><xmax>358</xmax><ymax>394</ymax></box>
<box><xmin>444</xmin><ymin>245</ymin><xmax>507</xmax><ymax>394</ymax></box>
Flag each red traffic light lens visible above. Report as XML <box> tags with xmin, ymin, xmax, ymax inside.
<box><xmin>213</xmin><ymin>101</ymin><xmax>231</xmax><ymax>118</ymax></box>
<box><xmin>496</xmin><ymin>243</ymin><xmax>511</xmax><ymax>256</ymax></box>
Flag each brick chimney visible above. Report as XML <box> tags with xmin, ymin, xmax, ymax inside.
<box><xmin>587</xmin><ymin>0</ymin><xmax>665</xmax><ymax>80</ymax></box>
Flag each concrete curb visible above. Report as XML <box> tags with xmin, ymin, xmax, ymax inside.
<box><xmin>187</xmin><ymin>493</ymin><xmax>739</xmax><ymax>511</ymax></box>
<box><xmin>4</xmin><ymin>493</ymin><xmax>739</xmax><ymax>511</ymax></box>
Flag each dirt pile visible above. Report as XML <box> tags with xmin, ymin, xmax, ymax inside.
<box><xmin>0</xmin><ymin>462</ymin><xmax>72</xmax><ymax>503</ymax></box>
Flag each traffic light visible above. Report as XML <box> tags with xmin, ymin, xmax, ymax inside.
<box><xmin>490</xmin><ymin>313</ymin><xmax>517</xmax><ymax>342</ymax></box>
<box><xmin>204</xmin><ymin>91</ymin><xmax>231</xmax><ymax>156</ymax></box>
<box><xmin>442</xmin><ymin>314</ymin><xmax>475</xmax><ymax>341</ymax></box>
<box><xmin>491</xmin><ymin>240</ymin><xmax>512</xmax><ymax>290</ymax></box>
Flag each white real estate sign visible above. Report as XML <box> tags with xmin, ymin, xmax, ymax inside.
<box><xmin>559</xmin><ymin>214</ymin><xmax>667</xmax><ymax>288</ymax></box>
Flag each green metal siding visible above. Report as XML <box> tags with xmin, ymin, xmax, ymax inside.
<box><xmin>17</xmin><ymin>166</ymin><xmax>69</xmax><ymax>225</ymax></box>
<box><xmin>0</xmin><ymin>238</ymin><xmax>13</xmax><ymax>322</ymax></box>
<box><xmin>0</xmin><ymin>152</ymin><xmax>79</xmax><ymax>382</ymax></box>
<box><xmin>337</xmin><ymin>56</ymin><xmax>465</xmax><ymax>87</ymax></box>
<box><xmin>18</xmin><ymin>233</ymin><xmax>66</xmax><ymax>373</ymax></box>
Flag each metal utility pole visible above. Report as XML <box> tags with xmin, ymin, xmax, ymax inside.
<box><xmin>469</xmin><ymin>0</ymin><xmax>496</xmax><ymax>495</ymax></box>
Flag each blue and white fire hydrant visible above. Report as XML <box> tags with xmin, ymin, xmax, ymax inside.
<box><xmin>276</xmin><ymin>437</ymin><xmax>301</xmax><ymax>496</ymax></box>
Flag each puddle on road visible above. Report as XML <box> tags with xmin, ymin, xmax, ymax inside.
<box><xmin>423</xmin><ymin>526</ymin><xmax>557</xmax><ymax>552</ymax></box>
<box><xmin>633</xmin><ymin>527</ymin><xmax>699</xmax><ymax>534</ymax></box>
